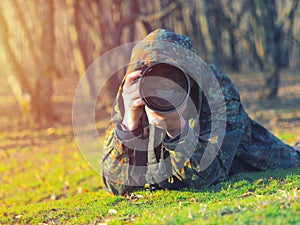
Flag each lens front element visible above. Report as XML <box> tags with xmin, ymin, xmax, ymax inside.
<box><xmin>140</xmin><ymin>63</ymin><xmax>190</xmax><ymax>113</ymax></box>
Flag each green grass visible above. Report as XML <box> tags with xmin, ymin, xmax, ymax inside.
<box><xmin>276</xmin><ymin>132</ymin><xmax>297</xmax><ymax>144</ymax></box>
<box><xmin>1</xmin><ymin>72</ymin><xmax>300</xmax><ymax>224</ymax></box>
<box><xmin>1</xmin><ymin>169</ymin><xmax>299</xmax><ymax>224</ymax></box>
<box><xmin>1</xmin><ymin>126</ymin><xmax>300</xmax><ymax>224</ymax></box>
<box><xmin>0</xmin><ymin>125</ymin><xmax>101</xmax><ymax>208</ymax></box>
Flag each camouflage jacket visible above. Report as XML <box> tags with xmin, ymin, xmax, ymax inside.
<box><xmin>101</xmin><ymin>29</ymin><xmax>300</xmax><ymax>195</ymax></box>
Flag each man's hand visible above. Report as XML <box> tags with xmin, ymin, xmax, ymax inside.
<box><xmin>121</xmin><ymin>71</ymin><xmax>144</xmax><ymax>131</ymax></box>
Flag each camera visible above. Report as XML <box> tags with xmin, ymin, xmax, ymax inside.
<box><xmin>139</xmin><ymin>63</ymin><xmax>190</xmax><ymax>113</ymax></box>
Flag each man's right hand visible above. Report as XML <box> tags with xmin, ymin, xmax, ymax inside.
<box><xmin>121</xmin><ymin>71</ymin><xmax>145</xmax><ymax>131</ymax></box>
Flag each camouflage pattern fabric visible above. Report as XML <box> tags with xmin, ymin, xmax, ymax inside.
<box><xmin>101</xmin><ymin>29</ymin><xmax>300</xmax><ymax>195</ymax></box>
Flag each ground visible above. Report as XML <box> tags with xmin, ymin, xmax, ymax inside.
<box><xmin>0</xmin><ymin>69</ymin><xmax>299</xmax><ymax>224</ymax></box>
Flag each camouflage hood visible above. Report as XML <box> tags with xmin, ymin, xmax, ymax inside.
<box><xmin>103</xmin><ymin>29</ymin><xmax>228</xmax><ymax>188</ymax></box>
<box><xmin>113</xmin><ymin>28</ymin><xmax>214</xmax><ymax>122</ymax></box>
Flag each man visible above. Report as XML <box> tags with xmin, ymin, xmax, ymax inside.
<box><xmin>101</xmin><ymin>29</ymin><xmax>300</xmax><ymax>195</ymax></box>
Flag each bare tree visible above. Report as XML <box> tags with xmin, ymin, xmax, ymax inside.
<box><xmin>2</xmin><ymin>0</ymin><xmax>300</xmax><ymax>126</ymax></box>
<box><xmin>248</xmin><ymin>0</ymin><xmax>299</xmax><ymax>99</ymax></box>
<box><xmin>32</xmin><ymin>0</ymin><xmax>59</xmax><ymax>123</ymax></box>
<box><xmin>0</xmin><ymin>0</ymin><xmax>59</xmax><ymax>125</ymax></box>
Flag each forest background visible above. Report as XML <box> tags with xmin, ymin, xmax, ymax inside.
<box><xmin>0</xmin><ymin>0</ymin><xmax>300</xmax><ymax>224</ymax></box>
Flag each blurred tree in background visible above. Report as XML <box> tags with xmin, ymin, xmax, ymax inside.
<box><xmin>0</xmin><ymin>0</ymin><xmax>299</xmax><ymax>124</ymax></box>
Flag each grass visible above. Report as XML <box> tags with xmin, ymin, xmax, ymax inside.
<box><xmin>0</xmin><ymin>125</ymin><xmax>101</xmax><ymax>208</ymax></box>
<box><xmin>1</xmin><ymin>169</ymin><xmax>299</xmax><ymax>224</ymax></box>
<box><xmin>1</xmin><ymin>70</ymin><xmax>300</xmax><ymax>224</ymax></box>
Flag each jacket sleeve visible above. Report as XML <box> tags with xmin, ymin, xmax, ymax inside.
<box><xmin>101</xmin><ymin>121</ymin><xmax>148</xmax><ymax>195</ymax></box>
<box><xmin>162</xmin><ymin>66</ymin><xmax>246</xmax><ymax>189</ymax></box>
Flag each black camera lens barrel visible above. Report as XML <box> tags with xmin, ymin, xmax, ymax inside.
<box><xmin>139</xmin><ymin>62</ymin><xmax>190</xmax><ymax>113</ymax></box>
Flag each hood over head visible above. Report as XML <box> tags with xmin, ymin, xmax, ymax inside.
<box><xmin>106</xmin><ymin>29</ymin><xmax>227</xmax><ymax>184</ymax></box>
<box><xmin>112</xmin><ymin>29</ymin><xmax>215</xmax><ymax>129</ymax></box>
<box><xmin>126</xmin><ymin>28</ymin><xmax>196</xmax><ymax>73</ymax></box>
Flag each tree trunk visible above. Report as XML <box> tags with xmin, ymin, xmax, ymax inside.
<box><xmin>189</xmin><ymin>1</ymin><xmax>208</xmax><ymax>59</ymax></box>
<box><xmin>73</xmin><ymin>0</ymin><xmax>97</xmax><ymax>99</ymax></box>
<box><xmin>204</xmin><ymin>0</ymin><xmax>221</xmax><ymax>68</ymax></box>
<box><xmin>33</xmin><ymin>75</ymin><xmax>57</xmax><ymax>123</ymax></box>
<box><xmin>132</xmin><ymin>0</ymin><xmax>152</xmax><ymax>33</ymax></box>
<box><xmin>248</xmin><ymin>0</ymin><xmax>278</xmax><ymax>99</ymax></box>
<box><xmin>248</xmin><ymin>0</ymin><xmax>299</xmax><ymax>99</ymax></box>
<box><xmin>228</xmin><ymin>29</ymin><xmax>239</xmax><ymax>72</ymax></box>
<box><xmin>260</xmin><ymin>67</ymin><xmax>280</xmax><ymax>99</ymax></box>
<box><xmin>32</xmin><ymin>0</ymin><xmax>58</xmax><ymax>124</ymax></box>
<box><xmin>0</xmin><ymin>8</ymin><xmax>33</xmax><ymax>97</ymax></box>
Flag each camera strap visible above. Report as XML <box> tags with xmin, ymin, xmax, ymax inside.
<box><xmin>147</xmin><ymin>125</ymin><xmax>163</xmax><ymax>163</ymax></box>
<box><xmin>146</xmin><ymin>125</ymin><xmax>169</xmax><ymax>184</ymax></box>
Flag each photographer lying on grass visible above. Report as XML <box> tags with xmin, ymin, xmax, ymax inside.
<box><xmin>101</xmin><ymin>29</ymin><xmax>300</xmax><ymax>195</ymax></box>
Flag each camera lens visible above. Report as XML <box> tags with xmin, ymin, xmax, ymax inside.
<box><xmin>139</xmin><ymin>63</ymin><xmax>190</xmax><ymax>113</ymax></box>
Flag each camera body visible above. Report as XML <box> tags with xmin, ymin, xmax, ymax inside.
<box><xmin>138</xmin><ymin>62</ymin><xmax>190</xmax><ymax>113</ymax></box>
